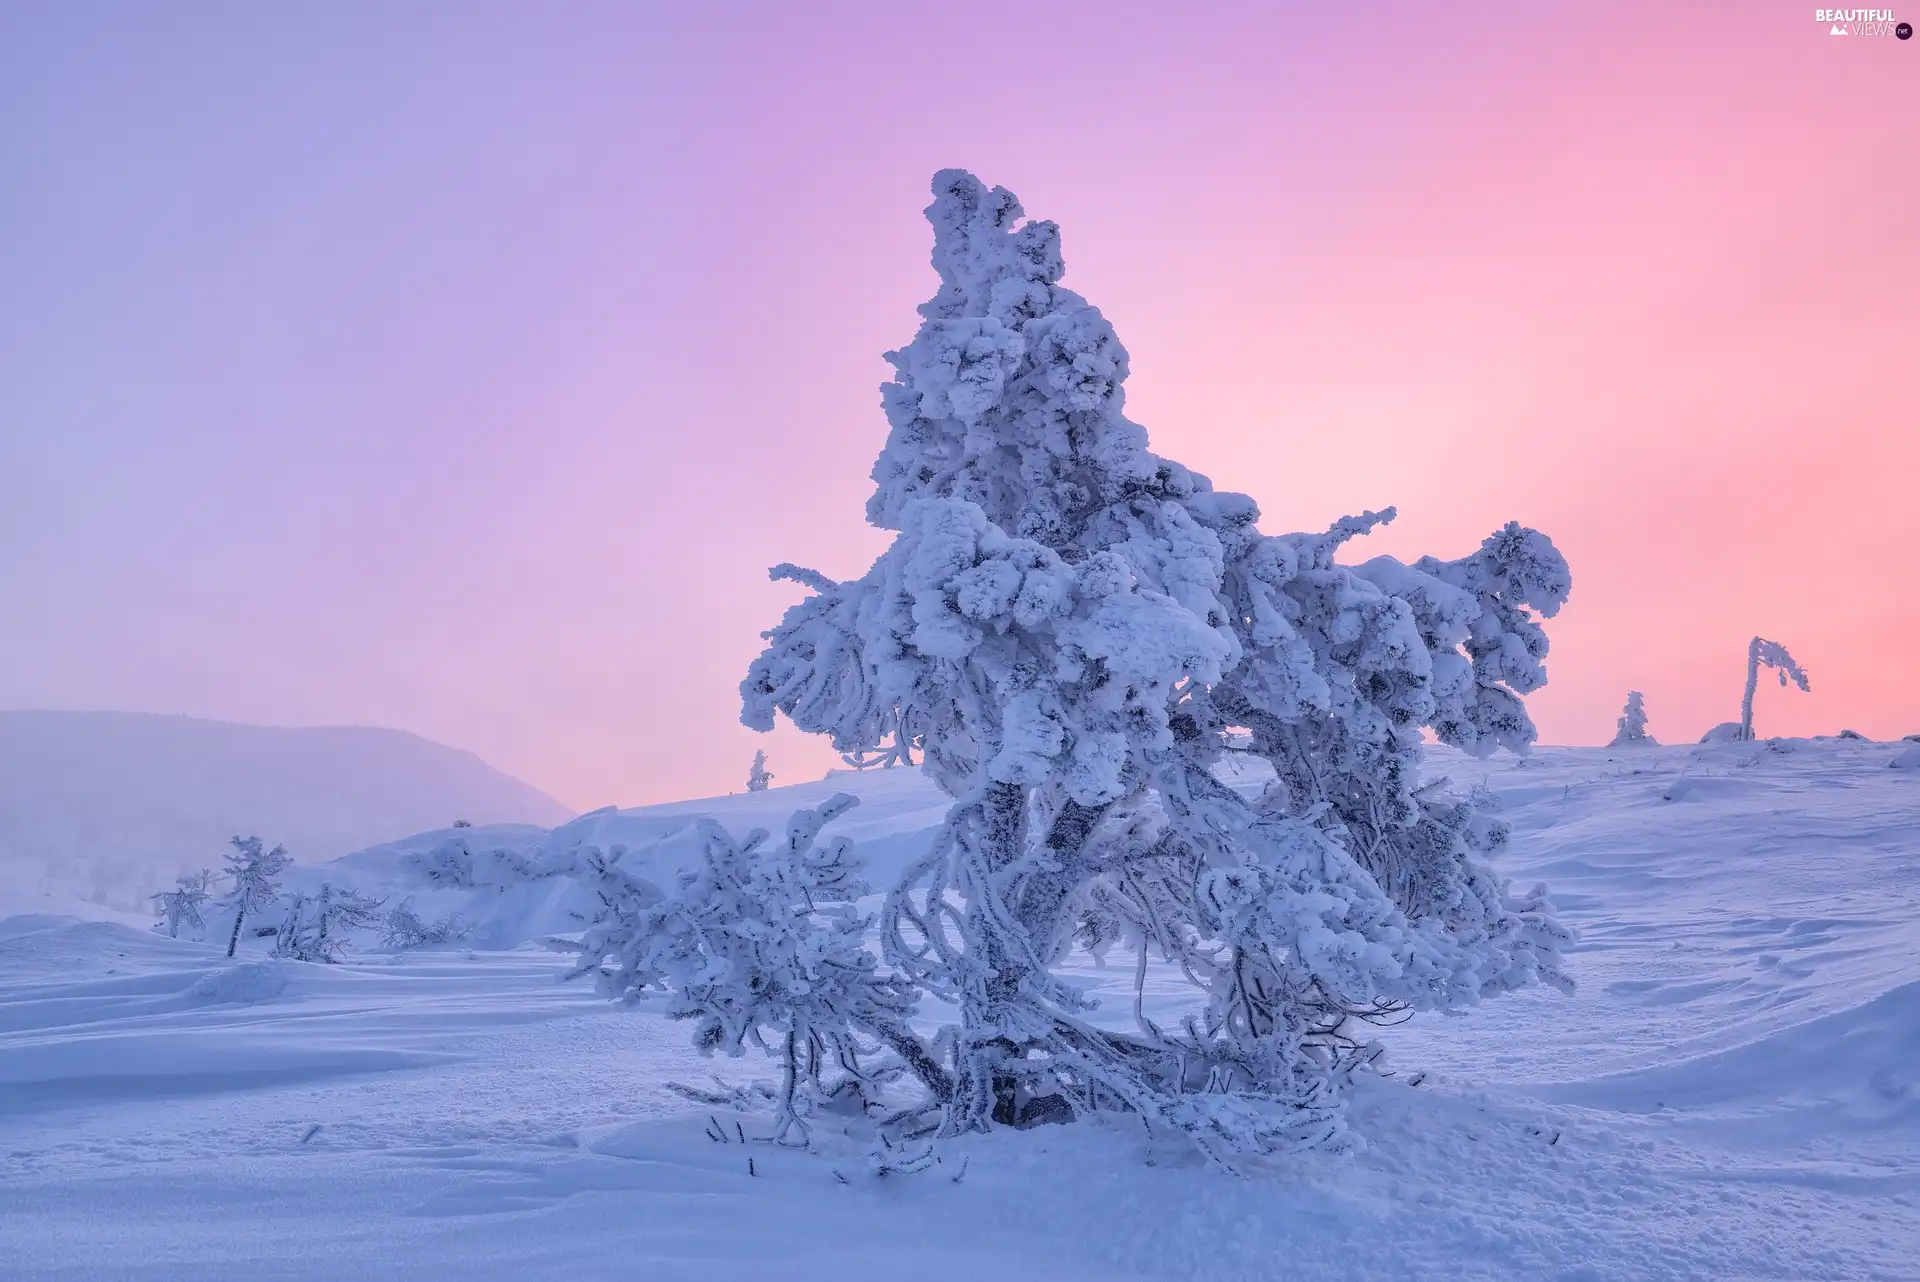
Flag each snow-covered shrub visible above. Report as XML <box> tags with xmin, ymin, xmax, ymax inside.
<box><xmin>739</xmin><ymin>171</ymin><xmax>1574</xmax><ymax>1160</ymax></box>
<box><xmin>558</xmin><ymin>794</ymin><xmax>926</xmax><ymax>1143</ymax></box>
<box><xmin>219</xmin><ymin>836</ymin><xmax>292</xmax><ymax>958</ymax></box>
<box><xmin>274</xmin><ymin>884</ymin><xmax>386</xmax><ymax>963</ymax></box>
<box><xmin>1740</xmin><ymin>637</ymin><xmax>1809</xmax><ymax>741</ymax></box>
<box><xmin>151</xmin><ymin>869</ymin><xmax>213</xmax><ymax>940</ymax></box>
<box><xmin>747</xmin><ymin>749</ymin><xmax>773</xmax><ymax>792</ymax></box>
<box><xmin>380</xmin><ymin>897</ymin><xmax>472</xmax><ymax>950</ymax></box>
<box><xmin>1610</xmin><ymin>691</ymin><xmax>1656</xmax><ymax>746</ymax></box>
<box><xmin>403</xmin><ymin>834</ymin><xmax>575</xmax><ymax>889</ymax></box>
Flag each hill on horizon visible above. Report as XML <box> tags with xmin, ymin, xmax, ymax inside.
<box><xmin>0</xmin><ymin>710</ymin><xmax>573</xmax><ymax>912</ymax></box>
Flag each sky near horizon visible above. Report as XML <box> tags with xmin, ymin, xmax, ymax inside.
<box><xmin>3</xmin><ymin>2</ymin><xmax>1916</xmax><ymax>811</ymax></box>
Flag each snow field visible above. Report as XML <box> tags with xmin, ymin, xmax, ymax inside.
<box><xmin>2</xmin><ymin>739</ymin><xmax>1916</xmax><ymax>1279</ymax></box>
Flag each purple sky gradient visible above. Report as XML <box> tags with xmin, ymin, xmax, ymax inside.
<box><xmin>4</xmin><ymin>2</ymin><xmax>1916</xmax><ymax>809</ymax></box>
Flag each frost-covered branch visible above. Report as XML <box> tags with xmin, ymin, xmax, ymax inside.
<box><xmin>558</xmin><ymin>795</ymin><xmax>938</xmax><ymax>1143</ymax></box>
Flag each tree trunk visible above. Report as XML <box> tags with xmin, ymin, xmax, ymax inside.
<box><xmin>1740</xmin><ymin>636</ymin><xmax>1762</xmax><ymax>741</ymax></box>
<box><xmin>226</xmin><ymin>906</ymin><xmax>246</xmax><ymax>959</ymax></box>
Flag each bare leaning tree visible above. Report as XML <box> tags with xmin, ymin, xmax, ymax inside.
<box><xmin>1739</xmin><ymin>637</ymin><xmax>1810</xmax><ymax>741</ymax></box>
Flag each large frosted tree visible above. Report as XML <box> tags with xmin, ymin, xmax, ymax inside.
<box><xmin>740</xmin><ymin>171</ymin><xmax>1574</xmax><ymax>1157</ymax></box>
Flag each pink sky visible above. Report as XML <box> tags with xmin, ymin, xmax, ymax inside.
<box><xmin>3</xmin><ymin>2</ymin><xmax>1915</xmax><ymax>809</ymax></box>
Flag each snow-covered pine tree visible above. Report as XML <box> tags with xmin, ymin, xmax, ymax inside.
<box><xmin>380</xmin><ymin>897</ymin><xmax>471</xmax><ymax>950</ymax></box>
<box><xmin>1610</xmin><ymin>691</ymin><xmax>1656</xmax><ymax>746</ymax></box>
<box><xmin>274</xmin><ymin>884</ymin><xmax>386</xmax><ymax>963</ymax></box>
<box><xmin>747</xmin><ymin>749</ymin><xmax>773</xmax><ymax>792</ymax></box>
<box><xmin>742</xmin><ymin>171</ymin><xmax>1574</xmax><ymax>1159</ymax></box>
<box><xmin>151</xmin><ymin>869</ymin><xmax>214</xmax><ymax>940</ymax></box>
<box><xmin>1740</xmin><ymin>637</ymin><xmax>1809</xmax><ymax>741</ymax></box>
<box><xmin>219</xmin><ymin>836</ymin><xmax>292</xmax><ymax>958</ymax></box>
<box><xmin>559</xmin><ymin>794</ymin><xmax>927</xmax><ymax>1144</ymax></box>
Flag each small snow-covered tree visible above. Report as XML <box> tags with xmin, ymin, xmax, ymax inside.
<box><xmin>151</xmin><ymin>869</ymin><xmax>214</xmax><ymax>940</ymax></box>
<box><xmin>746</xmin><ymin>749</ymin><xmax>773</xmax><ymax>792</ymax></box>
<box><xmin>1610</xmin><ymin>691</ymin><xmax>1656</xmax><ymax>746</ymax></box>
<box><xmin>380</xmin><ymin>897</ymin><xmax>471</xmax><ymax>950</ymax></box>
<box><xmin>559</xmin><ymin>794</ymin><xmax>927</xmax><ymax>1144</ymax></box>
<box><xmin>219</xmin><ymin>836</ymin><xmax>292</xmax><ymax>958</ymax></box>
<box><xmin>739</xmin><ymin>171</ymin><xmax>1575</xmax><ymax>1160</ymax></box>
<box><xmin>1740</xmin><ymin>637</ymin><xmax>1809</xmax><ymax>741</ymax></box>
<box><xmin>274</xmin><ymin>884</ymin><xmax>386</xmax><ymax>963</ymax></box>
<box><xmin>403</xmin><ymin>833</ymin><xmax>577</xmax><ymax>889</ymax></box>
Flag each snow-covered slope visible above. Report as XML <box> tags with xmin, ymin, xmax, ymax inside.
<box><xmin>0</xmin><ymin>711</ymin><xmax>573</xmax><ymax>914</ymax></box>
<box><xmin>293</xmin><ymin>767</ymin><xmax>952</xmax><ymax>949</ymax></box>
<box><xmin>1</xmin><ymin>740</ymin><xmax>1915</xmax><ymax>1279</ymax></box>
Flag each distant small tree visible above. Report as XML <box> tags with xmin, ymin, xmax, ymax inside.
<box><xmin>275</xmin><ymin>884</ymin><xmax>386</xmax><ymax>963</ymax></box>
<box><xmin>381</xmin><ymin>897</ymin><xmax>472</xmax><ymax>950</ymax></box>
<box><xmin>151</xmin><ymin>869</ymin><xmax>214</xmax><ymax>940</ymax></box>
<box><xmin>746</xmin><ymin>749</ymin><xmax>774</xmax><ymax>792</ymax></box>
<box><xmin>452</xmin><ymin>819</ymin><xmax>473</xmax><ymax>829</ymax></box>
<box><xmin>1609</xmin><ymin>691</ymin><xmax>1656</xmax><ymax>746</ymax></box>
<box><xmin>219</xmin><ymin>837</ymin><xmax>292</xmax><ymax>958</ymax></box>
<box><xmin>1740</xmin><ymin>637</ymin><xmax>1810</xmax><ymax>741</ymax></box>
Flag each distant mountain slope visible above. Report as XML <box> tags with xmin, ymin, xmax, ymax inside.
<box><xmin>0</xmin><ymin>711</ymin><xmax>572</xmax><ymax>911</ymax></box>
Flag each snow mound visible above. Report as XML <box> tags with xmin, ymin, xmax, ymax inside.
<box><xmin>0</xmin><ymin>915</ymin><xmax>202</xmax><ymax>984</ymax></box>
<box><xmin>1555</xmin><ymin>981</ymin><xmax>1920</xmax><ymax>1128</ymax></box>
<box><xmin>181</xmin><ymin>961</ymin><xmax>289</xmax><ymax>1006</ymax></box>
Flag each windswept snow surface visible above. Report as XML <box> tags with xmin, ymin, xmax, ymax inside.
<box><xmin>2</xmin><ymin>741</ymin><xmax>1917</xmax><ymax>1279</ymax></box>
